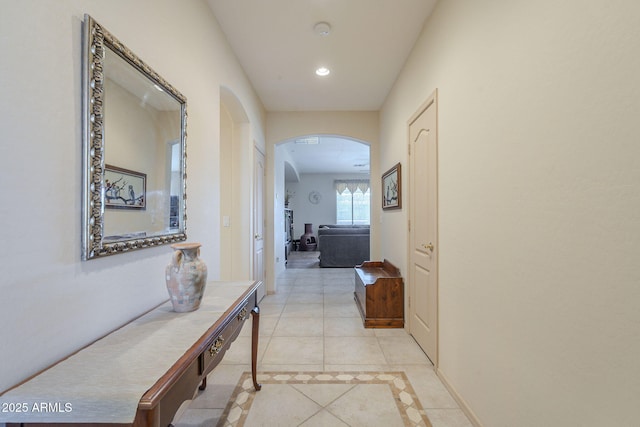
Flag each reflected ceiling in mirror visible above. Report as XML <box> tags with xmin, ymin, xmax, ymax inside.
<box><xmin>82</xmin><ymin>15</ymin><xmax>187</xmax><ymax>260</ymax></box>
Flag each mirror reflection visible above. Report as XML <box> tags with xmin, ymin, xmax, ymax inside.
<box><xmin>82</xmin><ymin>15</ymin><xmax>187</xmax><ymax>260</ymax></box>
<box><xmin>102</xmin><ymin>46</ymin><xmax>182</xmax><ymax>240</ymax></box>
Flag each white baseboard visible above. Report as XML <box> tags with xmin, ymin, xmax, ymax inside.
<box><xmin>436</xmin><ymin>367</ymin><xmax>484</xmax><ymax>427</ymax></box>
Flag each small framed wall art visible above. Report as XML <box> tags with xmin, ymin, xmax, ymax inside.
<box><xmin>104</xmin><ymin>164</ymin><xmax>146</xmax><ymax>209</ymax></box>
<box><xmin>382</xmin><ymin>162</ymin><xmax>401</xmax><ymax>210</ymax></box>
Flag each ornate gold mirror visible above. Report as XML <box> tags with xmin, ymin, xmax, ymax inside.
<box><xmin>82</xmin><ymin>15</ymin><xmax>187</xmax><ymax>260</ymax></box>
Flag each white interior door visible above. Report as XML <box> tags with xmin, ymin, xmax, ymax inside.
<box><xmin>408</xmin><ymin>92</ymin><xmax>438</xmax><ymax>365</ymax></box>
<box><xmin>253</xmin><ymin>147</ymin><xmax>265</xmax><ymax>301</ymax></box>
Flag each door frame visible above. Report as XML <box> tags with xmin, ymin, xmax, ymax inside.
<box><xmin>407</xmin><ymin>89</ymin><xmax>439</xmax><ymax>366</ymax></box>
<box><xmin>253</xmin><ymin>145</ymin><xmax>266</xmax><ymax>301</ymax></box>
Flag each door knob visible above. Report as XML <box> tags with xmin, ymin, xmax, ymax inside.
<box><xmin>422</xmin><ymin>242</ymin><xmax>434</xmax><ymax>251</ymax></box>
<box><xmin>255</xmin><ymin>234</ymin><xmax>262</xmax><ymax>239</ymax></box>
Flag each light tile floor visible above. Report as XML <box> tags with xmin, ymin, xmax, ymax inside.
<box><xmin>174</xmin><ymin>267</ymin><xmax>473</xmax><ymax>427</ymax></box>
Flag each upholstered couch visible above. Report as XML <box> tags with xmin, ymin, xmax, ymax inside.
<box><xmin>317</xmin><ymin>225</ymin><xmax>370</xmax><ymax>267</ymax></box>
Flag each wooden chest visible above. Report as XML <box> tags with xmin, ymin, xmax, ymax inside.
<box><xmin>354</xmin><ymin>259</ymin><xmax>404</xmax><ymax>328</ymax></box>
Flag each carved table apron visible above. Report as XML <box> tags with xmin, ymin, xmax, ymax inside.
<box><xmin>0</xmin><ymin>280</ymin><xmax>262</xmax><ymax>427</ymax></box>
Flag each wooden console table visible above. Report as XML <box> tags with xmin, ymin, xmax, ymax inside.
<box><xmin>0</xmin><ymin>280</ymin><xmax>262</xmax><ymax>427</ymax></box>
<box><xmin>354</xmin><ymin>260</ymin><xmax>404</xmax><ymax>328</ymax></box>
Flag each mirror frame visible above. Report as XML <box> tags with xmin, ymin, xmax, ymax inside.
<box><xmin>82</xmin><ymin>15</ymin><xmax>187</xmax><ymax>260</ymax></box>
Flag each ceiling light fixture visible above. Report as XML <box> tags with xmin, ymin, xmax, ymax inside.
<box><xmin>313</xmin><ymin>22</ymin><xmax>331</xmax><ymax>37</ymax></box>
<box><xmin>315</xmin><ymin>67</ymin><xmax>331</xmax><ymax>77</ymax></box>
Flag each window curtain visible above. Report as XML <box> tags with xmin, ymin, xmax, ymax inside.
<box><xmin>335</xmin><ymin>179</ymin><xmax>370</xmax><ymax>194</ymax></box>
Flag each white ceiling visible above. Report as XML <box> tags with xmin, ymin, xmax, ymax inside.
<box><xmin>207</xmin><ymin>0</ymin><xmax>437</xmax><ymax>173</ymax></box>
<box><xmin>283</xmin><ymin>136</ymin><xmax>370</xmax><ymax>180</ymax></box>
<box><xmin>207</xmin><ymin>0</ymin><xmax>436</xmax><ymax>112</ymax></box>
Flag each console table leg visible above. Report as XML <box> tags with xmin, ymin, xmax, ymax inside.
<box><xmin>251</xmin><ymin>306</ymin><xmax>262</xmax><ymax>391</ymax></box>
<box><xmin>199</xmin><ymin>376</ymin><xmax>207</xmax><ymax>391</ymax></box>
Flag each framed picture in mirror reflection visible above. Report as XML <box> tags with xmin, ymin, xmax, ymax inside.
<box><xmin>105</xmin><ymin>164</ymin><xmax>146</xmax><ymax>210</ymax></box>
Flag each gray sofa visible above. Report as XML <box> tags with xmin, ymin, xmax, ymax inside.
<box><xmin>317</xmin><ymin>225</ymin><xmax>370</xmax><ymax>267</ymax></box>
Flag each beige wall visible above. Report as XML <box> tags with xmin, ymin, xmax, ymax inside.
<box><xmin>381</xmin><ymin>0</ymin><xmax>640</xmax><ymax>425</ymax></box>
<box><xmin>220</xmin><ymin>92</ymin><xmax>255</xmax><ymax>282</ymax></box>
<box><xmin>0</xmin><ymin>0</ymin><xmax>264</xmax><ymax>392</ymax></box>
<box><xmin>219</xmin><ymin>104</ymin><xmax>233</xmax><ymax>279</ymax></box>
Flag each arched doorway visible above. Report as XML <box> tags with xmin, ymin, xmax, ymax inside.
<box><xmin>274</xmin><ymin>135</ymin><xmax>371</xmax><ymax>276</ymax></box>
<box><xmin>264</xmin><ymin>112</ymin><xmax>380</xmax><ymax>295</ymax></box>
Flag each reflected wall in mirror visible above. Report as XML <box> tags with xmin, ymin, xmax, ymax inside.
<box><xmin>82</xmin><ymin>15</ymin><xmax>187</xmax><ymax>260</ymax></box>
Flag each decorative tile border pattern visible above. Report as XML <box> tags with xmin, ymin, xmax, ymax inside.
<box><xmin>218</xmin><ymin>371</ymin><xmax>432</xmax><ymax>427</ymax></box>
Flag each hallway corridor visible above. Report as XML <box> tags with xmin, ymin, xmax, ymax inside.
<box><xmin>175</xmin><ymin>267</ymin><xmax>472</xmax><ymax>426</ymax></box>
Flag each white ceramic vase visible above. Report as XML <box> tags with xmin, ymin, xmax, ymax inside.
<box><xmin>165</xmin><ymin>243</ymin><xmax>208</xmax><ymax>312</ymax></box>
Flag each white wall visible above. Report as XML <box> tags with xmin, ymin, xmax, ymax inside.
<box><xmin>286</xmin><ymin>173</ymin><xmax>371</xmax><ymax>238</ymax></box>
<box><xmin>0</xmin><ymin>0</ymin><xmax>264</xmax><ymax>392</ymax></box>
<box><xmin>286</xmin><ymin>175</ymin><xmax>335</xmax><ymax>239</ymax></box>
<box><xmin>380</xmin><ymin>0</ymin><xmax>640</xmax><ymax>426</ymax></box>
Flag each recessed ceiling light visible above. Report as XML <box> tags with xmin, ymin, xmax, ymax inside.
<box><xmin>315</xmin><ymin>67</ymin><xmax>331</xmax><ymax>77</ymax></box>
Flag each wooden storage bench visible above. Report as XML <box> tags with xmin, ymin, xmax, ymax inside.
<box><xmin>354</xmin><ymin>260</ymin><xmax>404</xmax><ymax>328</ymax></box>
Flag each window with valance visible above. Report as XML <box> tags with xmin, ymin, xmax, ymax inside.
<box><xmin>334</xmin><ymin>179</ymin><xmax>370</xmax><ymax>195</ymax></box>
<box><xmin>335</xmin><ymin>179</ymin><xmax>370</xmax><ymax>225</ymax></box>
